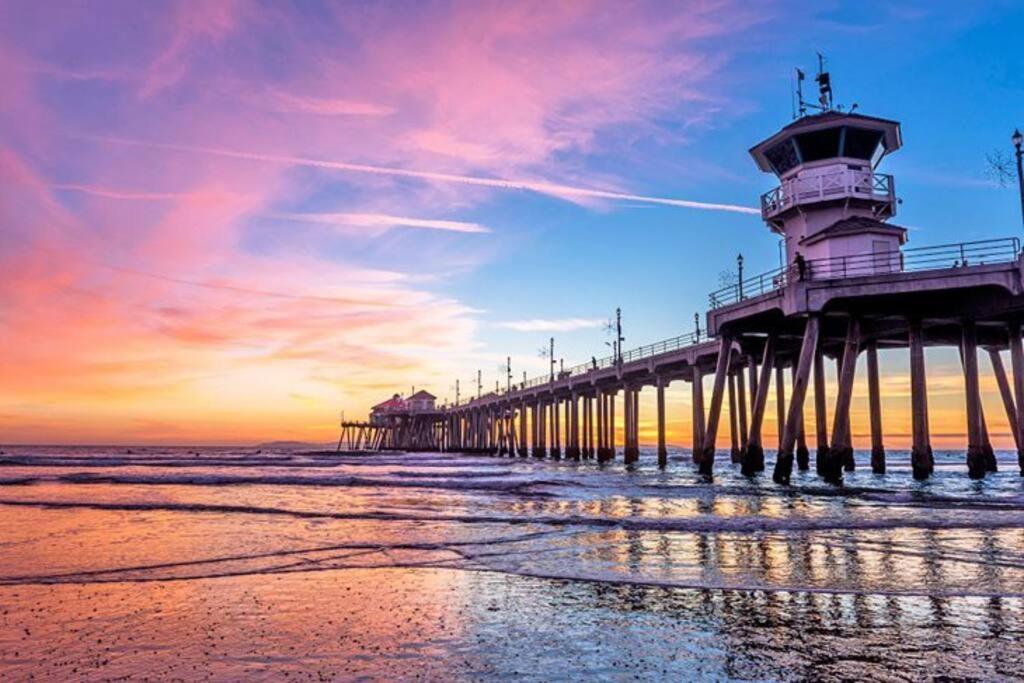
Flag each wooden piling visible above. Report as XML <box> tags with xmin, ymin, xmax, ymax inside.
<box><xmin>962</xmin><ymin>321</ymin><xmax>986</xmax><ymax>478</ymax></box>
<box><xmin>700</xmin><ymin>335</ymin><xmax>732</xmax><ymax>475</ymax></box>
<box><xmin>656</xmin><ymin>375</ymin><xmax>668</xmax><ymax>467</ymax></box>
<box><xmin>736</xmin><ymin>363</ymin><xmax>749</xmax><ymax>454</ymax></box>
<box><xmin>909</xmin><ymin>319</ymin><xmax>933</xmax><ymax>479</ymax></box>
<box><xmin>775</xmin><ymin>364</ymin><xmax>786</xmax><ymax>452</ymax></box>
<box><xmin>826</xmin><ymin>317</ymin><xmax>860</xmax><ymax>484</ymax></box>
<box><xmin>728</xmin><ymin>372</ymin><xmax>740</xmax><ymax>463</ymax></box>
<box><xmin>691</xmin><ymin>365</ymin><xmax>705</xmax><ymax>463</ymax></box>
<box><xmin>773</xmin><ymin>316</ymin><xmax>819</xmax><ymax>485</ymax></box>
<box><xmin>866</xmin><ymin>340</ymin><xmax>886</xmax><ymax>474</ymax></box>
<box><xmin>742</xmin><ymin>334</ymin><xmax>776</xmax><ymax>476</ymax></box>
<box><xmin>813</xmin><ymin>344</ymin><xmax>828</xmax><ymax>475</ymax></box>
<box><xmin>1011</xmin><ymin>323</ymin><xmax>1024</xmax><ymax>475</ymax></box>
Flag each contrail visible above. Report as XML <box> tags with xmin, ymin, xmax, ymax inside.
<box><xmin>90</xmin><ymin>136</ymin><xmax>760</xmax><ymax>216</ymax></box>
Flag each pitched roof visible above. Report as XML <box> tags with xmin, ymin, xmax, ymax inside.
<box><xmin>779</xmin><ymin>110</ymin><xmax>899</xmax><ymax>134</ymax></box>
<box><xmin>372</xmin><ymin>394</ymin><xmax>405</xmax><ymax>411</ymax></box>
<box><xmin>408</xmin><ymin>390</ymin><xmax>436</xmax><ymax>400</ymax></box>
<box><xmin>800</xmin><ymin>216</ymin><xmax>908</xmax><ymax>247</ymax></box>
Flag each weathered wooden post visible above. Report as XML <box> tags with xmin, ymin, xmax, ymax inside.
<box><xmin>656</xmin><ymin>375</ymin><xmax>668</xmax><ymax>467</ymax></box>
<box><xmin>773</xmin><ymin>316</ymin><xmax>819</xmax><ymax>485</ymax></box>
<box><xmin>825</xmin><ymin>318</ymin><xmax>860</xmax><ymax>484</ymax></box>
<box><xmin>736</xmin><ymin>363</ymin><xmax>749</xmax><ymax>457</ymax></box>
<box><xmin>606</xmin><ymin>389</ymin><xmax>614</xmax><ymax>458</ymax></box>
<box><xmin>813</xmin><ymin>344</ymin><xmax>829</xmax><ymax>475</ymax></box>
<box><xmin>691</xmin><ymin>365</ymin><xmax>705</xmax><ymax>463</ymax></box>
<box><xmin>1010</xmin><ymin>322</ymin><xmax>1024</xmax><ymax>475</ymax></box>
<box><xmin>700</xmin><ymin>336</ymin><xmax>732</xmax><ymax>475</ymax></box>
<box><xmin>775</xmin><ymin>364</ymin><xmax>786</xmax><ymax>452</ymax></box>
<box><xmin>962</xmin><ymin>320</ymin><xmax>986</xmax><ymax>479</ymax></box>
<box><xmin>909</xmin><ymin>319</ymin><xmax>933</xmax><ymax>479</ymax></box>
<box><xmin>866</xmin><ymin>340</ymin><xmax>886</xmax><ymax>474</ymax></box>
<box><xmin>728</xmin><ymin>372</ymin><xmax>740</xmax><ymax>463</ymax></box>
<box><xmin>742</xmin><ymin>334</ymin><xmax>776</xmax><ymax>476</ymax></box>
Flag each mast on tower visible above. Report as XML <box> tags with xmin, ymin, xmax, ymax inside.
<box><xmin>756</xmin><ymin>57</ymin><xmax>905</xmax><ymax>276</ymax></box>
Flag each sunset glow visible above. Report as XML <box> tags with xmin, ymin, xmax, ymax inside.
<box><xmin>1</xmin><ymin>2</ymin><xmax>1020</xmax><ymax>446</ymax></box>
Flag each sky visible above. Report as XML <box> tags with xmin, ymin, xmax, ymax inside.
<box><xmin>1</xmin><ymin>0</ymin><xmax>1023</xmax><ymax>447</ymax></box>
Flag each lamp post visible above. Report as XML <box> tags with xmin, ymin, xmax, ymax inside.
<box><xmin>737</xmin><ymin>253</ymin><xmax>745</xmax><ymax>300</ymax></box>
<box><xmin>1013</xmin><ymin>128</ymin><xmax>1023</xmax><ymax>229</ymax></box>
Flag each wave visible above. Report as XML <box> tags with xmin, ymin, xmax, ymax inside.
<box><xmin>4</xmin><ymin>498</ymin><xmax>1024</xmax><ymax>535</ymax></box>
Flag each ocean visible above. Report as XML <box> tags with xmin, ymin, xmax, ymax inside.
<box><xmin>1</xmin><ymin>445</ymin><xmax>1022</xmax><ymax>680</ymax></box>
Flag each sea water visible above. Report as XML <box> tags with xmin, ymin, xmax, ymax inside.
<box><xmin>0</xmin><ymin>446</ymin><xmax>1022</xmax><ymax>680</ymax></box>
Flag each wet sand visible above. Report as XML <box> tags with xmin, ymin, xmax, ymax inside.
<box><xmin>1</xmin><ymin>447</ymin><xmax>1023</xmax><ymax>680</ymax></box>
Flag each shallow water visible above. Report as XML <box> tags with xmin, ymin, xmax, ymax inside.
<box><xmin>1</xmin><ymin>445</ymin><xmax>1023</xmax><ymax>680</ymax></box>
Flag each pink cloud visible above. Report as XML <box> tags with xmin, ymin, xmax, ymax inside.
<box><xmin>0</xmin><ymin>0</ymin><xmax>767</xmax><ymax>443</ymax></box>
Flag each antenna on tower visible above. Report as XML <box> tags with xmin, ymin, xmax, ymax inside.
<box><xmin>815</xmin><ymin>52</ymin><xmax>833</xmax><ymax>111</ymax></box>
<box><xmin>794</xmin><ymin>67</ymin><xmax>806</xmax><ymax>118</ymax></box>
<box><xmin>794</xmin><ymin>53</ymin><xmax>835</xmax><ymax>117</ymax></box>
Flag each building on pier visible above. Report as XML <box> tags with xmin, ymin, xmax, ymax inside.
<box><xmin>339</xmin><ymin>390</ymin><xmax>445</xmax><ymax>452</ymax></box>
<box><xmin>436</xmin><ymin>69</ymin><xmax>1024</xmax><ymax>485</ymax></box>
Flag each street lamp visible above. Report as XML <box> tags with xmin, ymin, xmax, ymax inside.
<box><xmin>1013</xmin><ymin>128</ymin><xmax>1024</xmax><ymax>229</ymax></box>
<box><xmin>737</xmin><ymin>253</ymin><xmax>745</xmax><ymax>300</ymax></box>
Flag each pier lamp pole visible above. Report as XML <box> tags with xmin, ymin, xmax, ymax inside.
<box><xmin>1013</xmin><ymin>128</ymin><xmax>1023</xmax><ymax>229</ymax></box>
<box><xmin>507</xmin><ymin>356</ymin><xmax>512</xmax><ymax>393</ymax></box>
<box><xmin>477</xmin><ymin>370</ymin><xmax>482</xmax><ymax>399</ymax></box>
<box><xmin>549</xmin><ymin>337</ymin><xmax>555</xmax><ymax>381</ymax></box>
<box><xmin>694</xmin><ymin>312</ymin><xmax>701</xmax><ymax>341</ymax></box>
<box><xmin>737</xmin><ymin>253</ymin><xmax>744</xmax><ymax>300</ymax></box>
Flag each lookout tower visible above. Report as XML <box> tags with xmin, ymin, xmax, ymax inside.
<box><xmin>749</xmin><ymin>62</ymin><xmax>905</xmax><ymax>275</ymax></box>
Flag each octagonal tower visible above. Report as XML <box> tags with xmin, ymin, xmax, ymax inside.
<box><xmin>750</xmin><ymin>109</ymin><xmax>906</xmax><ymax>274</ymax></box>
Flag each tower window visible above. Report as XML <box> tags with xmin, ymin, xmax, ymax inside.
<box><xmin>842</xmin><ymin>127</ymin><xmax>884</xmax><ymax>162</ymax></box>
<box><xmin>795</xmin><ymin>128</ymin><xmax>841</xmax><ymax>162</ymax></box>
<box><xmin>764</xmin><ymin>139</ymin><xmax>799</xmax><ymax>174</ymax></box>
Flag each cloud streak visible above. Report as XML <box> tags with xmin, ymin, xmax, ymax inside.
<box><xmin>91</xmin><ymin>136</ymin><xmax>760</xmax><ymax>215</ymax></box>
<box><xmin>272</xmin><ymin>212</ymin><xmax>491</xmax><ymax>234</ymax></box>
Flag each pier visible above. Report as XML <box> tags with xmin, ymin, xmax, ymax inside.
<box><xmin>436</xmin><ymin>95</ymin><xmax>1024</xmax><ymax>484</ymax></box>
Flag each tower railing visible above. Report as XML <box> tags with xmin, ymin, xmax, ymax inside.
<box><xmin>709</xmin><ymin>237</ymin><xmax>1021</xmax><ymax>309</ymax></box>
<box><xmin>761</xmin><ymin>170</ymin><xmax>895</xmax><ymax>220</ymax></box>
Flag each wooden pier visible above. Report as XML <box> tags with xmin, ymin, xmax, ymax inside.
<box><xmin>438</xmin><ymin>103</ymin><xmax>1024</xmax><ymax>484</ymax></box>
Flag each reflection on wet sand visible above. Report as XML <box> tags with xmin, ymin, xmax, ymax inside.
<box><xmin>1</xmin><ymin>446</ymin><xmax>1023</xmax><ymax>679</ymax></box>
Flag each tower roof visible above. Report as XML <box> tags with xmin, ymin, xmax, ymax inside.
<box><xmin>750</xmin><ymin>111</ymin><xmax>902</xmax><ymax>174</ymax></box>
<box><xmin>408</xmin><ymin>390</ymin><xmax>436</xmax><ymax>401</ymax></box>
<box><xmin>799</xmin><ymin>216</ymin><xmax>908</xmax><ymax>247</ymax></box>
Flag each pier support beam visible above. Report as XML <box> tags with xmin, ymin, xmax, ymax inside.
<box><xmin>699</xmin><ymin>335</ymin><xmax>732</xmax><ymax>475</ymax></box>
<box><xmin>551</xmin><ymin>399</ymin><xmax>561</xmax><ymax>459</ymax></box>
<box><xmin>691</xmin><ymin>365</ymin><xmax>705</xmax><ymax>463</ymax></box>
<box><xmin>624</xmin><ymin>385</ymin><xmax>639</xmax><ymax>463</ymax></box>
<box><xmin>773</xmin><ymin>316</ymin><xmax>819</xmax><ymax>485</ymax></box>
<box><xmin>736</xmin><ymin>364</ymin><xmax>749</xmax><ymax>461</ymax></box>
<box><xmin>1011</xmin><ymin>323</ymin><xmax>1024</xmax><ymax>475</ymax></box>
<box><xmin>597</xmin><ymin>391</ymin><xmax>607</xmax><ymax>461</ymax></box>
<box><xmin>568</xmin><ymin>393</ymin><xmax>580</xmax><ymax>460</ymax></box>
<box><xmin>657</xmin><ymin>376</ymin><xmax>668</xmax><ymax>467</ymax></box>
<box><xmin>813</xmin><ymin>344</ymin><xmax>828</xmax><ymax>476</ymax></box>
<box><xmin>989</xmin><ymin>348</ymin><xmax>1019</xmax><ymax>460</ymax></box>
<box><xmin>792</xmin><ymin>365</ymin><xmax>810</xmax><ymax>470</ymax></box>
<box><xmin>962</xmin><ymin>321</ymin><xmax>986</xmax><ymax>479</ymax></box>
<box><xmin>866</xmin><ymin>340</ymin><xmax>886</xmax><ymax>474</ymax></box>
<box><xmin>728</xmin><ymin>372</ymin><xmax>740</xmax><ymax>464</ymax></box>
<box><xmin>775</xmin><ymin>364</ymin><xmax>786</xmax><ymax>452</ymax></box>
<box><xmin>742</xmin><ymin>334</ymin><xmax>776</xmax><ymax>476</ymax></box>
<box><xmin>909</xmin><ymin>319</ymin><xmax>933</xmax><ymax>479</ymax></box>
<box><xmin>825</xmin><ymin>317</ymin><xmax>860</xmax><ymax>484</ymax></box>
<box><xmin>606</xmin><ymin>389</ymin><xmax>614</xmax><ymax>458</ymax></box>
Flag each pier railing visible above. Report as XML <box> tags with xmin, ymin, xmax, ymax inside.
<box><xmin>482</xmin><ymin>331</ymin><xmax>702</xmax><ymax>400</ymax></box>
<box><xmin>709</xmin><ymin>237</ymin><xmax>1021</xmax><ymax>309</ymax></box>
